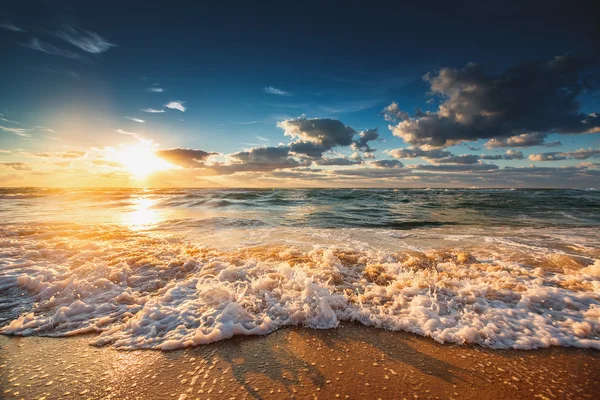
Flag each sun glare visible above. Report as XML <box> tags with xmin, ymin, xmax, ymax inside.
<box><xmin>116</xmin><ymin>144</ymin><xmax>173</xmax><ymax>179</ymax></box>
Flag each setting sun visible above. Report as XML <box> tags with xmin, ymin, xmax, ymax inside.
<box><xmin>115</xmin><ymin>144</ymin><xmax>174</xmax><ymax>179</ymax></box>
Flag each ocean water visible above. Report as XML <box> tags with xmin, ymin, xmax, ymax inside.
<box><xmin>1</xmin><ymin>188</ymin><xmax>599</xmax><ymax>350</ymax></box>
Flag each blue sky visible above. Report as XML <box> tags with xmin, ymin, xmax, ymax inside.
<box><xmin>0</xmin><ymin>0</ymin><xmax>599</xmax><ymax>187</ymax></box>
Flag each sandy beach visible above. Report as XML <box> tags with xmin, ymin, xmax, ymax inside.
<box><xmin>1</xmin><ymin>323</ymin><xmax>598</xmax><ymax>400</ymax></box>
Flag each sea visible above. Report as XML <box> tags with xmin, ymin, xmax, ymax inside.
<box><xmin>0</xmin><ymin>187</ymin><xmax>599</xmax><ymax>350</ymax></box>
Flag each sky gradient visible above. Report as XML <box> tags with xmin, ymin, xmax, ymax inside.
<box><xmin>1</xmin><ymin>0</ymin><xmax>599</xmax><ymax>188</ymax></box>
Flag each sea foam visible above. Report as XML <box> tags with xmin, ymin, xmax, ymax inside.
<box><xmin>1</xmin><ymin>223</ymin><xmax>599</xmax><ymax>350</ymax></box>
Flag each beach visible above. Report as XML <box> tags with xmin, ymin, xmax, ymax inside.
<box><xmin>2</xmin><ymin>323</ymin><xmax>599</xmax><ymax>400</ymax></box>
<box><xmin>1</xmin><ymin>188</ymin><xmax>599</xmax><ymax>398</ymax></box>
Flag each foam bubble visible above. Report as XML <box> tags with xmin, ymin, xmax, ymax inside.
<box><xmin>1</xmin><ymin>224</ymin><xmax>599</xmax><ymax>350</ymax></box>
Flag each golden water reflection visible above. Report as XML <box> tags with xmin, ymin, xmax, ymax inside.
<box><xmin>122</xmin><ymin>197</ymin><xmax>161</xmax><ymax>228</ymax></box>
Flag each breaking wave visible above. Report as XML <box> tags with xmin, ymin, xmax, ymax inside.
<box><xmin>1</xmin><ymin>222</ymin><xmax>599</xmax><ymax>350</ymax></box>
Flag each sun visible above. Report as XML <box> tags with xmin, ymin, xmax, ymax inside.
<box><xmin>115</xmin><ymin>144</ymin><xmax>174</xmax><ymax>179</ymax></box>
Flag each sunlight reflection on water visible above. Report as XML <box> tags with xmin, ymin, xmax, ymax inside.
<box><xmin>122</xmin><ymin>197</ymin><xmax>162</xmax><ymax>229</ymax></box>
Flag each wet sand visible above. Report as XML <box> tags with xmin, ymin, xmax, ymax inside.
<box><xmin>1</xmin><ymin>323</ymin><xmax>598</xmax><ymax>400</ymax></box>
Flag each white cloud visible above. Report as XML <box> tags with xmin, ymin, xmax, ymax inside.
<box><xmin>0</xmin><ymin>22</ymin><xmax>25</xmax><ymax>32</ymax></box>
<box><xmin>115</xmin><ymin>129</ymin><xmax>147</xmax><ymax>143</ymax></box>
<box><xmin>165</xmin><ymin>101</ymin><xmax>186</xmax><ymax>112</ymax></box>
<box><xmin>147</xmin><ymin>87</ymin><xmax>164</xmax><ymax>93</ymax></box>
<box><xmin>0</xmin><ymin>125</ymin><xmax>31</xmax><ymax>137</ymax></box>
<box><xmin>264</xmin><ymin>86</ymin><xmax>292</xmax><ymax>96</ymax></box>
<box><xmin>141</xmin><ymin>108</ymin><xmax>165</xmax><ymax>113</ymax></box>
<box><xmin>21</xmin><ymin>38</ymin><xmax>88</xmax><ymax>62</ymax></box>
<box><xmin>54</xmin><ymin>24</ymin><xmax>115</xmax><ymax>53</ymax></box>
<box><xmin>232</xmin><ymin>120</ymin><xmax>260</xmax><ymax>125</ymax></box>
<box><xmin>125</xmin><ymin>117</ymin><xmax>145</xmax><ymax>123</ymax></box>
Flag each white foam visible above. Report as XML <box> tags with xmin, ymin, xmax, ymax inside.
<box><xmin>1</xmin><ymin>224</ymin><xmax>600</xmax><ymax>350</ymax></box>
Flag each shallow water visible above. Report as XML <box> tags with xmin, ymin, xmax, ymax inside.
<box><xmin>1</xmin><ymin>188</ymin><xmax>599</xmax><ymax>349</ymax></box>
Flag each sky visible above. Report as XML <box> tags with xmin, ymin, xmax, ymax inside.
<box><xmin>0</xmin><ymin>0</ymin><xmax>599</xmax><ymax>188</ymax></box>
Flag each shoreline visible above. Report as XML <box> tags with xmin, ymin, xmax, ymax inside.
<box><xmin>1</xmin><ymin>323</ymin><xmax>598</xmax><ymax>400</ymax></box>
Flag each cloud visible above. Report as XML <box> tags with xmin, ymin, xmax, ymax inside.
<box><xmin>352</xmin><ymin>128</ymin><xmax>379</xmax><ymax>153</ymax></box>
<box><xmin>381</xmin><ymin>102</ymin><xmax>409</xmax><ymax>122</ymax></box>
<box><xmin>228</xmin><ymin>146</ymin><xmax>298</xmax><ymax>166</ymax></box>
<box><xmin>141</xmin><ymin>108</ymin><xmax>165</xmax><ymax>113</ymax></box>
<box><xmin>231</xmin><ymin>121</ymin><xmax>261</xmax><ymax>125</ymax></box>
<box><xmin>388</xmin><ymin>54</ymin><xmax>600</xmax><ymax>148</ymax></box>
<box><xmin>481</xmin><ymin>149</ymin><xmax>524</xmax><ymax>160</ymax></box>
<box><xmin>278</xmin><ymin>116</ymin><xmax>358</xmax><ymax>158</ymax></box>
<box><xmin>389</xmin><ymin>147</ymin><xmax>524</xmax><ymax>165</ymax></box>
<box><xmin>332</xmin><ymin>168</ymin><xmax>410</xmax><ymax>179</ymax></box>
<box><xmin>0</xmin><ymin>125</ymin><xmax>31</xmax><ymax>137</ymax></box>
<box><xmin>155</xmin><ymin>148</ymin><xmax>217</xmax><ymax>168</ymax></box>
<box><xmin>21</xmin><ymin>38</ymin><xmax>88</xmax><ymax>61</ymax></box>
<box><xmin>529</xmin><ymin>147</ymin><xmax>600</xmax><ymax>161</ymax></box>
<box><xmin>0</xmin><ymin>22</ymin><xmax>25</xmax><ymax>32</ymax></box>
<box><xmin>504</xmin><ymin>149</ymin><xmax>525</xmax><ymax>160</ymax></box>
<box><xmin>560</xmin><ymin>148</ymin><xmax>600</xmax><ymax>160</ymax></box>
<box><xmin>0</xmin><ymin>162</ymin><xmax>31</xmax><ymax>171</ymax></box>
<box><xmin>210</xmin><ymin>146</ymin><xmax>306</xmax><ymax>174</ymax></box>
<box><xmin>147</xmin><ymin>87</ymin><xmax>164</xmax><ymax>93</ymax></box>
<box><xmin>528</xmin><ymin>152</ymin><xmax>567</xmax><ymax>161</ymax></box>
<box><xmin>388</xmin><ymin>147</ymin><xmax>452</xmax><ymax>160</ymax></box>
<box><xmin>319</xmin><ymin>99</ymin><xmax>380</xmax><ymax>114</ymax></box>
<box><xmin>125</xmin><ymin>117</ymin><xmax>145</xmax><ymax>123</ymax></box>
<box><xmin>54</xmin><ymin>25</ymin><xmax>115</xmax><ymax>53</ymax></box>
<box><xmin>115</xmin><ymin>129</ymin><xmax>147</xmax><ymax>142</ymax></box>
<box><xmin>484</xmin><ymin>132</ymin><xmax>549</xmax><ymax>148</ymax></box>
<box><xmin>30</xmin><ymin>150</ymin><xmax>86</xmax><ymax>159</ymax></box>
<box><xmin>264</xmin><ymin>86</ymin><xmax>292</xmax><ymax>96</ymax></box>
<box><xmin>315</xmin><ymin>157</ymin><xmax>362</xmax><ymax>166</ymax></box>
<box><xmin>165</xmin><ymin>101</ymin><xmax>186</xmax><ymax>112</ymax></box>
<box><xmin>370</xmin><ymin>160</ymin><xmax>404</xmax><ymax>168</ymax></box>
<box><xmin>432</xmin><ymin>154</ymin><xmax>481</xmax><ymax>164</ymax></box>
<box><xmin>409</xmin><ymin>163</ymin><xmax>499</xmax><ymax>172</ymax></box>
<box><xmin>544</xmin><ymin>141</ymin><xmax>562</xmax><ymax>147</ymax></box>
<box><xmin>92</xmin><ymin>159</ymin><xmax>121</xmax><ymax>167</ymax></box>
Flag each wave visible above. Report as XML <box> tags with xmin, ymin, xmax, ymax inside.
<box><xmin>1</xmin><ymin>224</ymin><xmax>599</xmax><ymax>351</ymax></box>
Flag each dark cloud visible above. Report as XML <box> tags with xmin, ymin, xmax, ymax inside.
<box><xmin>211</xmin><ymin>145</ymin><xmax>307</xmax><ymax>174</ymax></box>
<box><xmin>229</xmin><ymin>146</ymin><xmax>294</xmax><ymax>165</ymax></box>
<box><xmin>370</xmin><ymin>160</ymin><xmax>404</xmax><ymax>168</ymax></box>
<box><xmin>155</xmin><ymin>148</ymin><xmax>217</xmax><ymax>167</ymax></box>
<box><xmin>480</xmin><ymin>154</ymin><xmax>503</xmax><ymax>160</ymax></box>
<box><xmin>332</xmin><ymin>168</ymin><xmax>410</xmax><ymax>178</ymax></box>
<box><xmin>388</xmin><ymin>147</ymin><xmax>452</xmax><ymax>160</ymax></box>
<box><xmin>389</xmin><ymin>54</ymin><xmax>600</xmax><ymax>147</ymax></box>
<box><xmin>433</xmin><ymin>154</ymin><xmax>481</xmax><ymax>164</ymax></box>
<box><xmin>288</xmin><ymin>141</ymin><xmax>328</xmax><ymax>158</ymax></box>
<box><xmin>278</xmin><ymin>116</ymin><xmax>358</xmax><ymax>157</ymax></box>
<box><xmin>352</xmin><ymin>128</ymin><xmax>379</xmax><ymax>152</ymax></box>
